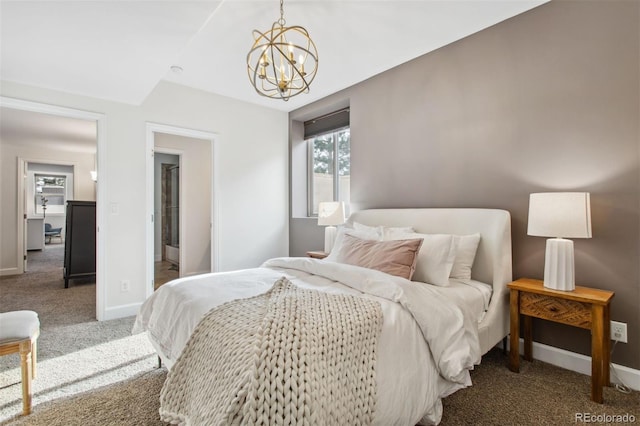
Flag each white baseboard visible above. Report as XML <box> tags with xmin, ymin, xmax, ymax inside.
<box><xmin>0</xmin><ymin>267</ymin><xmax>20</xmax><ymax>276</ymax></box>
<box><xmin>507</xmin><ymin>337</ymin><xmax>640</xmax><ymax>391</ymax></box>
<box><xmin>154</xmin><ymin>254</ymin><xmax>162</xmax><ymax>262</ymax></box>
<box><xmin>102</xmin><ymin>302</ymin><xmax>142</xmax><ymax>321</ymax></box>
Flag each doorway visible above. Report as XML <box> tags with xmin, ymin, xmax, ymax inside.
<box><xmin>145</xmin><ymin>122</ymin><xmax>218</xmax><ymax>299</ymax></box>
<box><xmin>154</xmin><ymin>153</ymin><xmax>180</xmax><ymax>288</ymax></box>
<box><xmin>24</xmin><ymin>162</ymin><xmax>76</xmax><ymax>273</ymax></box>
<box><xmin>1</xmin><ymin>97</ymin><xmax>107</xmax><ymax>320</ymax></box>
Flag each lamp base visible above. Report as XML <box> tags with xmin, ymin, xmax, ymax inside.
<box><xmin>324</xmin><ymin>226</ymin><xmax>338</xmax><ymax>253</ymax></box>
<box><xmin>543</xmin><ymin>238</ymin><xmax>575</xmax><ymax>291</ymax></box>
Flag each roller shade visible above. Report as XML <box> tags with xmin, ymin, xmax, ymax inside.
<box><xmin>304</xmin><ymin>108</ymin><xmax>350</xmax><ymax>139</ymax></box>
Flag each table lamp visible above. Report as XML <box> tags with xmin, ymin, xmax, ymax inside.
<box><xmin>527</xmin><ymin>192</ymin><xmax>592</xmax><ymax>291</ymax></box>
<box><xmin>317</xmin><ymin>201</ymin><xmax>346</xmax><ymax>253</ymax></box>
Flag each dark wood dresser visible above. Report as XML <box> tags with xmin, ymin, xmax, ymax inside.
<box><xmin>63</xmin><ymin>200</ymin><xmax>96</xmax><ymax>288</ymax></box>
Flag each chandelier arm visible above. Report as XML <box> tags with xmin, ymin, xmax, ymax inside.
<box><xmin>269</xmin><ymin>58</ymin><xmax>280</xmax><ymax>89</ymax></box>
<box><xmin>284</xmin><ymin>42</ymin><xmax>318</xmax><ymax>80</ymax></box>
<box><xmin>247</xmin><ymin>48</ymin><xmax>270</xmax><ymax>95</ymax></box>
<box><xmin>250</xmin><ymin>63</ymin><xmax>277</xmax><ymax>96</ymax></box>
<box><xmin>260</xmin><ymin>79</ymin><xmax>278</xmax><ymax>98</ymax></box>
<box><xmin>272</xmin><ymin>28</ymin><xmax>318</xmax><ymax>81</ymax></box>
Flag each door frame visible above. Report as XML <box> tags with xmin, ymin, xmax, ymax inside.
<box><xmin>19</xmin><ymin>159</ymin><xmax>79</xmax><ymax>270</ymax></box>
<box><xmin>1</xmin><ymin>96</ymin><xmax>107</xmax><ymax>320</ymax></box>
<box><xmin>145</xmin><ymin>122</ymin><xmax>218</xmax><ymax>299</ymax></box>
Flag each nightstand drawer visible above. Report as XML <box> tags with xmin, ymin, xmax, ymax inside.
<box><xmin>520</xmin><ymin>292</ymin><xmax>591</xmax><ymax>329</ymax></box>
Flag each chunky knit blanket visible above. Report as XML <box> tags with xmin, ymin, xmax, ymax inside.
<box><xmin>159</xmin><ymin>277</ymin><xmax>383</xmax><ymax>426</ymax></box>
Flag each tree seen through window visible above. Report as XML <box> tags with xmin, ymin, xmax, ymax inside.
<box><xmin>309</xmin><ymin>128</ymin><xmax>350</xmax><ymax>215</ymax></box>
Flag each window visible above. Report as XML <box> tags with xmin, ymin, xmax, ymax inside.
<box><xmin>307</xmin><ymin>127</ymin><xmax>350</xmax><ymax>216</ymax></box>
<box><xmin>35</xmin><ymin>174</ymin><xmax>67</xmax><ymax>215</ymax></box>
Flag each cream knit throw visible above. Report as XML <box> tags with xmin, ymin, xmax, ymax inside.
<box><xmin>159</xmin><ymin>277</ymin><xmax>383</xmax><ymax>426</ymax></box>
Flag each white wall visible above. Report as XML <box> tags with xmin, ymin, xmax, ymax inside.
<box><xmin>0</xmin><ymin>80</ymin><xmax>289</xmax><ymax>319</ymax></box>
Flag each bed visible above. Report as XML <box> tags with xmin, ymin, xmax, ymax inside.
<box><xmin>133</xmin><ymin>208</ymin><xmax>512</xmax><ymax>425</ymax></box>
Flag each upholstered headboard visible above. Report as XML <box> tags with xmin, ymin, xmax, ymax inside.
<box><xmin>347</xmin><ymin>208</ymin><xmax>512</xmax><ymax>354</ymax></box>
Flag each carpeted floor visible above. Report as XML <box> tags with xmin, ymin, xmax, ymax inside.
<box><xmin>0</xmin><ymin>244</ymin><xmax>157</xmax><ymax>424</ymax></box>
<box><xmin>0</xmin><ymin>246</ymin><xmax>637</xmax><ymax>425</ymax></box>
<box><xmin>441</xmin><ymin>349</ymin><xmax>639</xmax><ymax>425</ymax></box>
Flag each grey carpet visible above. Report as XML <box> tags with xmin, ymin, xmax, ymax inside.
<box><xmin>1</xmin><ymin>246</ymin><xmax>637</xmax><ymax>425</ymax></box>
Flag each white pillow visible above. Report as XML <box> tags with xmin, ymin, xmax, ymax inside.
<box><xmin>352</xmin><ymin>222</ymin><xmax>415</xmax><ymax>240</ymax></box>
<box><xmin>450</xmin><ymin>234</ymin><xmax>481</xmax><ymax>280</ymax></box>
<box><xmin>352</xmin><ymin>222</ymin><xmax>383</xmax><ymax>239</ymax></box>
<box><xmin>325</xmin><ymin>226</ymin><xmax>379</xmax><ymax>262</ymax></box>
<box><xmin>385</xmin><ymin>232</ymin><xmax>456</xmax><ymax>286</ymax></box>
<box><xmin>381</xmin><ymin>226</ymin><xmax>415</xmax><ymax>240</ymax></box>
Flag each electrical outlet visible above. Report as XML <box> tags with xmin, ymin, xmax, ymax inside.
<box><xmin>120</xmin><ymin>280</ymin><xmax>130</xmax><ymax>293</ymax></box>
<box><xmin>611</xmin><ymin>321</ymin><xmax>627</xmax><ymax>343</ymax></box>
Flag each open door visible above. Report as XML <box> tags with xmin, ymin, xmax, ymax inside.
<box><xmin>21</xmin><ymin>161</ymin><xmax>28</xmax><ymax>272</ymax></box>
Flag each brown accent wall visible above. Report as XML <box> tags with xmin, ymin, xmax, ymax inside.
<box><xmin>290</xmin><ymin>0</ymin><xmax>640</xmax><ymax>369</ymax></box>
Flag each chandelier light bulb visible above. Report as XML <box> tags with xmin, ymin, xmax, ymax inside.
<box><xmin>288</xmin><ymin>43</ymin><xmax>295</xmax><ymax>63</ymax></box>
<box><xmin>260</xmin><ymin>48</ymin><xmax>270</xmax><ymax>67</ymax></box>
<box><xmin>298</xmin><ymin>55</ymin><xmax>306</xmax><ymax>75</ymax></box>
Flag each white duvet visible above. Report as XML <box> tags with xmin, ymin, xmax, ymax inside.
<box><xmin>133</xmin><ymin>257</ymin><xmax>482</xmax><ymax>425</ymax></box>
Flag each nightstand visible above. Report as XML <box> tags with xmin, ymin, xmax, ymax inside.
<box><xmin>507</xmin><ymin>278</ymin><xmax>614</xmax><ymax>403</ymax></box>
<box><xmin>306</xmin><ymin>251</ymin><xmax>328</xmax><ymax>259</ymax></box>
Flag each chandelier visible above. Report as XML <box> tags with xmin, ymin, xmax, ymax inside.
<box><xmin>247</xmin><ymin>0</ymin><xmax>318</xmax><ymax>101</ymax></box>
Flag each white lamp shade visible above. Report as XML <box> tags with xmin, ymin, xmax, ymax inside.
<box><xmin>527</xmin><ymin>192</ymin><xmax>592</xmax><ymax>238</ymax></box>
<box><xmin>317</xmin><ymin>201</ymin><xmax>346</xmax><ymax>226</ymax></box>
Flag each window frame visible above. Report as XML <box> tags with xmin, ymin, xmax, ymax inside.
<box><xmin>306</xmin><ymin>125</ymin><xmax>350</xmax><ymax>217</ymax></box>
<box><xmin>34</xmin><ymin>173</ymin><xmax>68</xmax><ymax>216</ymax></box>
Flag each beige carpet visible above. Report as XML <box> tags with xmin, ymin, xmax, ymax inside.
<box><xmin>0</xmin><ymin>245</ymin><xmax>157</xmax><ymax>424</ymax></box>
<box><xmin>3</xmin><ymin>348</ymin><xmax>637</xmax><ymax>426</ymax></box>
<box><xmin>1</xmin><ymin>246</ymin><xmax>637</xmax><ymax>425</ymax></box>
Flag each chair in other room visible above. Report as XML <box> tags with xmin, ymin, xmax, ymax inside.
<box><xmin>0</xmin><ymin>311</ymin><xmax>40</xmax><ymax>415</ymax></box>
<box><xmin>44</xmin><ymin>223</ymin><xmax>62</xmax><ymax>244</ymax></box>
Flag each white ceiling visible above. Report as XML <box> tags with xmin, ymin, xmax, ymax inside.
<box><xmin>1</xmin><ymin>0</ymin><xmax>548</xmax><ymax>113</ymax></box>
<box><xmin>0</xmin><ymin>107</ymin><xmax>97</xmax><ymax>153</ymax></box>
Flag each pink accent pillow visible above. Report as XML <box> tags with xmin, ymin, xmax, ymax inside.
<box><xmin>333</xmin><ymin>234</ymin><xmax>423</xmax><ymax>280</ymax></box>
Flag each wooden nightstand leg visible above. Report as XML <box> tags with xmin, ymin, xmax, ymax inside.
<box><xmin>603</xmin><ymin>305</ymin><xmax>611</xmax><ymax>386</ymax></box>
<box><xmin>591</xmin><ymin>304</ymin><xmax>604</xmax><ymax>403</ymax></box>
<box><xmin>509</xmin><ymin>289</ymin><xmax>520</xmax><ymax>372</ymax></box>
<box><xmin>523</xmin><ymin>315</ymin><xmax>533</xmax><ymax>362</ymax></box>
